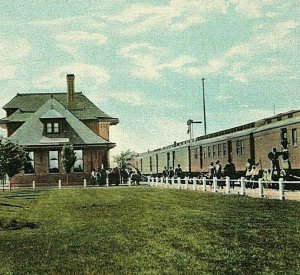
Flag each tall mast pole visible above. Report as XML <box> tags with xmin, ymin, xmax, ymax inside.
<box><xmin>202</xmin><ymin>78</ymin><xmax>207</xmax><ymax>135</ymax></box>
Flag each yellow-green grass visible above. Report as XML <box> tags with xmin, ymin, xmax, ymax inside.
<box><xmin>0</xmin><ymin>187</ymin><xmax>299</xmax><ymax>274</ymax></box>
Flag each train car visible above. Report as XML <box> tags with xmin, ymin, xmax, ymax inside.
<box><xmin>136</xmin><ymin>109</ymin><xmax>300</xmax><ymax>179</ymax></box>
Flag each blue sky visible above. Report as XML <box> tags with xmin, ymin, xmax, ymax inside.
<box><xmin>0</xmin><ymin>0</ymin><xmax>299</xmax><ymax>157</ymax></box>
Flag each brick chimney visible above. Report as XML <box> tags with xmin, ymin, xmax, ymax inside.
<box><xmin>66</xmin><ymin>74</ymin><xmax>75</xmax><ymax>108</ymax></box>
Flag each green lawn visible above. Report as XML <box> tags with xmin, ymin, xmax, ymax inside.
<box><xmin>0</xmin><ymin>187</ymin><xmax>299</xmax><ymax>274</ymax></box>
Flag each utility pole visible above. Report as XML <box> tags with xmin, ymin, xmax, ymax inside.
<box><xmin>202</xmin><ymin>78</ymin><xmax>207</xmax><ymax>135</ymax></box>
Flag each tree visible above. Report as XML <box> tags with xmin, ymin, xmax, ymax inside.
<box><xmin>61</xmin><ymin>144</ymin><xmax>77</xmax><ymax>186</ymax></box>
<box><xmin>0</xmin><ymin>139</ymin><xmax>28</xmax><ymax>186</ymax></box>
<box><xmin>112</xmin><ymin>150</ymin><xmax>136</xmax><ymax>169</ymax></box>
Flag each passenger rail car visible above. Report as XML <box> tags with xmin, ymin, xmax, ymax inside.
<box><xmin>136</xmin><ymin>110</ymin><xmax>300</xmax><ymax>179</ymax></box>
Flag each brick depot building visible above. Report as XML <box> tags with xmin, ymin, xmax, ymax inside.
<box><xmin>0</xmin><ymin>74</ymin><xmax>118</xmax><ymax>187</ymax></box>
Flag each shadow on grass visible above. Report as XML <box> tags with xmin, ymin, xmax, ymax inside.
<box><xmin>0</xmin><ymin>218</ymin><xmax>39</xmax><ymax>231</ymax></box>
<box><xmin>2</xmin><ymin>190</ymin><xmax>47</xmax><ymax>200</ymax></box>
<box><xmin>0</xmin><ymin>202</ymin><xmax>23</xmax><ymax>208</ymax></box>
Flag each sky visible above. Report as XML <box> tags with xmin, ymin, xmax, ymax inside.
<box><xmin>0</xmin><ymin>0</ymin><xmax>299</xmax><ymax>158</ymax></box>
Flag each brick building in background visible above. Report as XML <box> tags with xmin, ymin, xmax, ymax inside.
<box><xmin>0</xmin><ymin>74</ymin><xmax>119</xmax><ymax>187</ymax></box>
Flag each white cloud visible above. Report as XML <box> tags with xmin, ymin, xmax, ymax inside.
<box><xmin>54</xmin><ymin>31</ymin><xmax>107</xmax><ymax>46</ymax></box>
<box><xmin>0</xmin><ymin>38</ymin><xmax>31</xmax><ymax>79</ymax></box>
<box><xmin>229</xmin><ymin>0</ymin><xmax>276</xmax><ymax>18</ymax></box>
<box><xmin>186</xmin><ymin>19</ymin><xmax>298</xmax><ymax>82</ymax></box>
<box><xmin>103</xmin><ymin>0</ymin><xmax>227</xmax><ymax>34</ymax></box>
<box><xmin>95</xmin><ymin>90</ymin><xmax>183</xmax><ymax>108</ymax></box>
<box><xmin>33</xmin><ymin>63</ymin><xmax>110</xmax><ymax>89</ymax></box>
<box><xmin>110</xmin><ymin>116</ymin><xmax>190</xmax><ymax>156</ymax></box>
<box><xmin>29</xmin><ymin>16</ymin><xmax>104</xmax><ymax>30</ymax></box>
<box><xmin>53</xmin><ymin>31</ymin><xmax>107</xmax><ymax>57</ymax></box>
<box><xmin>119</xmin><ymin>43</ymin><xmax>198</xmax><ymax>80</ymax></box>
<box><xmin>0</xmin><ymin>65</ymin><xmax>16</xmax><ymax>80</ymax></box>
<box><xmin>103</xmin><ymin>0</ymin><xmax>279</xmax><ymax>34</ymax></box>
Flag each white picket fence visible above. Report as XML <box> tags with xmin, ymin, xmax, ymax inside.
<box><xmin>2</xmin><ymin>176</ymin><xmax>299</xmax><ymax>201</ymax></box>
<box><xmin>146</xmin><ymin>176</ymin><xmax>300</xmax><ymax>201</ymax></box>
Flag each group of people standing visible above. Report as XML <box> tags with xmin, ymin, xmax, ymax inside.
<box><xmin>162</xmin><ymin>164</ymin><xmax>183</xmax><ymax>179</ymax></box>
<box><xmin>208</xmin><ymin>160</ymin><xmax>236</xmax><ymax>180</ymax></box>
<box><xmin>91</xmin><ymin>167</ymin><xmax>142</xmax><ymax>186</ymax></box>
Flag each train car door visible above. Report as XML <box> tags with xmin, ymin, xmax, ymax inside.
<box><xmin>250</xmin><ymin>133</ymin><xmax>255</xmax><ymax>163</ymax></box>
<box><xmin>156</xmin><ymin>154</ymin><xmax>158</xmax><ymax>174</ymax></box>
<box><xmin>188</xmin><ymin>146</ymin><xmax>191</xmax><ymax>173</ymax></box>
<box><xmin>199</xmin><ymin>146</ymin><xmax>203</xmax><ymax>169</ymax></box>
<box><xmin>227</xmin><ymin>140</ymin><xmax>232</xmax><ymax>162</ymax></box>
<box><xmin>172</xmin><ymin>151</ymin><xmax>175</xmax><ymax>169</ymax></box>
<box><xmin>167</xmin><ymin>152</ymin><xmax>170</xmax><ymax>169</ymax></box>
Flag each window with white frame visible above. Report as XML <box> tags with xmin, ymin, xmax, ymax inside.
<box><xmin>47</xmin><ymin>123</ymin><xmax>52</xmax><ymax>133</ymax></box>
<box><xmin>74</xmin><ymin>150</ymin><xmax>84</xmax><ymax>172</ymax></box>
<box><xmin>53</xmin><ymin>122</ymin><xmax>59</xmax><ymax>133</ymax></box>
<box><xmin>24</xmin><ymin>151</ymin><xmax>35</xmax><ymax>174</ymax></box>
<box><xmin>49</xmin><ymin>151</ymin><xmax>59</xmax><ymax>173</ymax></box>
<box><xmin>46</xmin><ymin>122</ymin><xmax>60</xmax><ymax>134</ymax></box>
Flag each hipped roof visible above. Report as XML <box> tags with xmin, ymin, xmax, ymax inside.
<box><xmin>2</xmin><ymin>92</ymin><xmax>118</xmax><ymax>124</ymax></box>
<box><xmin>8</xmin><ymin>98</ymin><xmax>115</xmax><ymax>148</ymax></box>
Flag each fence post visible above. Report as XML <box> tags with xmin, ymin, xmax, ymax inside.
<box><xmin>279</xmin><ymin>178</ymin><xmax>285</xmax><ymax>200</ymax></box>
<box><xmin>58</xmin><ymin>179</ymin><xmax>62</xmax><ymax>189</ymax></box>
<box><xmin>240</xmin><ymin>177</ymin><xmax>245</xmax><ymax>195</ymax></box>
<box><xmin>184</xmin><ymin>177</ymin><xmax>188</xmax><ymax>189</ymax></box>
<box><xmin>177</xmin><ymin>177</ymin><xmax>181</xmax><ymax>189</ymax></box>
<box><xmin>83</xmin><ymin>179</ymin><xmax>87</xmax><ymax>188</ymax></box>
<box><xmin>128</xmin><ymin>177</ymin><xmax>131</xmax><ymax>187</ymax></box>
<box><xmin>193</xmin><ymin>177</ymin><xmax>197</xmax><ymax>191</ymax></box>
<box><xmin>258</xmin><ymin>178</ymin><xmax>264</xmax><ymax>198</ymax></box>
<box><xmin>147</xmin><ymin>176</ymin><xmax>150</xmax><ymax>186</ymax></box>
<box><xmin>32</xmin><ymin>180</ymin><xmax>35</xmax><ymax>190</ymax></box>
<box><xmin>155</xmin><ymin>177</ymin><xmax>158</xmax><ymax>187</ymax></box>
<box><xmin>202</xmin><ymin>177</ymin><xmax>207</xmax><ymax>192</ymax></box>
<box><xmin>165</xmin><ymin>177</ymin><xmax>169</xmax><ymax>188</ymax></box>
<box><xmin>171</xmin><ymin>177</ymin><xmax>175</xmax><ymax>187</ymax></box>
<box><xmin>225</xmin><ymin>177</ymin><xmax>230</xmax><ymax>194</ymax></box>
<box><xmin>213</xmin><ymin>177</ymin><xmax>217</xmax><ymax>192</ymax></box>
<box><xmin>106</xmin><ymin>177</ymin><xmax>109</xmax><ymax>187</ymax></box>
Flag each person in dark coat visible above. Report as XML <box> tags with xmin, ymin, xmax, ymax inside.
<box><xmin>168</xmin><ymin>167</ymin><xmax>175</xmax><ymax>178</ymax></box>
<box><xmin>175</xmin><ymin>164</ymin><xmax>183</xmax><ymax>178</ymax></box>
<box><xmin>224</xmin><ymin>160</ymin><xmax>236</xmax><ymax>189</ymax></box>
<box><xmin>162</xmin><ymin>166</ymin><xmax>169</xmax><ymax>178</ymax></box>
<box><xmin>268</xmin><ymin>147</ymin><xmax>281</xmax><ymax>172</ymax></box>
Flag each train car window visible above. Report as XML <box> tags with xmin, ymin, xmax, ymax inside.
<box><xmin>149</xmin><ymin>156</ymin><xmax>152</xmax><ymax>172</ymax></box>
<box><xmin>217</xmin><ymin>144</ymin><xmax>221</xmax><ymax>157</ymax></box>
<box><xmin>241</xmin><ymin>140</ymin><xmax>245</xmax><ymax>154</ymax></box>
<box><xmin>203</xmin><ymin>146</ymin><xmax>207</xmax><ymax>159</ymax></box>
<box><xmin>222</xmin><ymin>143</ymin><xmax>227</xmax><ymax>156</ymax></box>
<box><xmin>277</xmin><ymin>116</ymin><xmax>282</xmax><ymax>121</ymax></box>
<box><xmin>288</xmin><ymin>113</ymin><xmax>293</xmax><ymax>118</ymax></box>
<box><xmin>236</xmin><ymin>140</ymin><xmax>245</xmax><ymax>155</ymax></box>
<box><xmin>194</xmin><ymin>148</ymin><xmax>198</xmax><ymax>159</ymax></box>
<box><xmin>292</xmin><ymin>129</ymin><xmax>297</xmax><ymax>146</ymax></box>
<box><xmin>213</xmin><ymin>145</ymin><xmax>216</xmax><ymax>158</ymax></box>
<box><xmin>208</xmin><ymin>146</ymin><xmax>211</xmax><ymax>158</ymax></box>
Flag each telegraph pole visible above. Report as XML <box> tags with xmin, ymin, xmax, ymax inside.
<box><xmin>202</xmin><ymin>78</ymin><xmax>207</xmax><ymax>135</ymax></box>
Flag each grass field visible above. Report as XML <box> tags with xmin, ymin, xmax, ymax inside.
<box><xmin>0</xmin><ymin>187</ymin><xmax>299</xmax><ymax>274</ymax></box>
